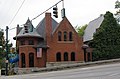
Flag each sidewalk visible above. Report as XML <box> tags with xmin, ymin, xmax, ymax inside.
<box><xmin>2</xmin><ymin>58</ymin><xmax>120</xmax><ymax>75</ymax></box>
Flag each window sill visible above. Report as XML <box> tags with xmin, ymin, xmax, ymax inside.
<box><xmin>19</xmin><ymin>45</ymin><xmax>35</xmax><ymax>47</ymax></box>
<box><xmin>57</xmin><ymin>41</ymin><xmax>74</xmax><ymax>43</ymax></box>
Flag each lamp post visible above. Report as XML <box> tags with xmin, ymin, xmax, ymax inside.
<box><xmin>82</xmin><ymin>44</ymin><xmax>89</xmax><ymax>62</ymax></box>
<box><xmin>5</xmin><ymin>26</ymin><xmax>9</xmax><ymax>76</ymax></box>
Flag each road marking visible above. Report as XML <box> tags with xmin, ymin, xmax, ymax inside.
<box><xmin>109</xmin><ymin>73</ymin><xmax>119</xmax><ymax>76</ymax></box>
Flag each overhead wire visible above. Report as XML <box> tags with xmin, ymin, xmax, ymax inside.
<box><xmin>8</xmin><ymin>0</ymin><xmax>26</xmax><ymax>26</ymax></box>
<box><xmin>31</xmin><ymin>0</ymin><xmax>63</xmax><ymax>21</ymax></box>
<box><xmin>9</xmin><ymin>0</ymin><xmax>63</xmax><ymax>30</ymax></box>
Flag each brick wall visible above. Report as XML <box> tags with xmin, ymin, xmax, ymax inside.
<box><xmin>46</xmin><ymin>16</ymin><xmax>84</xmax><ymax>62</ymax></box>
<box><xmin>18</xmin><ymin>37</ymin><xmax>46</xmax><ymax>68</ymax></box>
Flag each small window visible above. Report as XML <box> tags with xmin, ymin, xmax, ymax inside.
<box><xmin>58</xmin><ymin>31</ymin><xmax>62</xmax><ymax>41</ymax></box>
<box><xmin>69</xmin><ymin>32</ymin><xmax>73</xmax><ymax>41</ymax></box>
<box><xmin>20</xmin><ymin>40</ymin><xmax>25</xmax><ymax>45</ymax></box>
<box><xmin>29</xmin><ymin>40</ymin><xmax>34</xmax><ymax>45</ymax></box>
<box><xmin>64</xmin><ymin>31</ymin><xmax>67</xmax><ymax>41</ymax></box>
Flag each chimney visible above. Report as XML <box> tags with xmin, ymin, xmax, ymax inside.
<box><xmin>45</xmin><ymin>13</ymin><xmax>52</xmax><ymax>41</ymax></box>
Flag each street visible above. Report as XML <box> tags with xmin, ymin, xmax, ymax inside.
<box><xmin>1</xmin><ymin>63</ymin><xmax>120</xmax><ymax>79</ymax></box>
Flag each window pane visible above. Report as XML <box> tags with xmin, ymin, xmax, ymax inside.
<box><xmin>20</xmin><ymin>40</ymin><xmax>25</xmax><ymax>45</ymax></box>
<box><xmin>64</xmin><ymin>31</ymin><xmax>67</xmax><ymax>41</ymax></box>
<box><xmin>29</xmin><ymin>40</ymin><xmax>34</xmax><ymax>45</ymax></box>
<box><xmin>58</xmin><ymin>31</ymin><xmax>62</xmax><ymax>41</ymax></box>
<box><xmin>69</xmin><ymin>32</ymin><xmax>73</xmax><ymax>41</ymax></box>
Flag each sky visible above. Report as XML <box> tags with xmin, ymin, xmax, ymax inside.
<box><xmin>0</xmin><ymin>0</ymin><xmax>117</xmax><ymax>47</ymax></box>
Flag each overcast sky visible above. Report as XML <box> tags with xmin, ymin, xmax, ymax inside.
<box><xmin>0</xmin><ymin>0</ymin><xmax>117</xmax><ymax>46</ymax></box>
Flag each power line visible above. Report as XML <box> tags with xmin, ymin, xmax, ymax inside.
<box><xmin>31</xmin><ymin>0</ymin><xmax>63</xmax><ymax>21</ymax></box>
<box><xmin>9</xmin><ymin>27</ymin><xmax>16</xmax><ymax>30</ymax></box>
<box><xmin>9</xmin><ymin>0</ymin><xmax>63</xmax><ymax>30</ymax></box>
<box><xmin>8</xmin><ymin>0</ymin><xmax>26</xmax><ymax>26</ymax></box>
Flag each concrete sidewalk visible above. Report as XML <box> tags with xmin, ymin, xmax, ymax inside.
<box><xmin>10</xmin><ymin>58</ymin><xmax>120</xmax><ymax>75</ymax></box>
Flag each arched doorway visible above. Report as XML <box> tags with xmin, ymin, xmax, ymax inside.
<box><xmin>71</xmin><ymin>52</ymin><xmax>75</xmax><ymax>61</ymax></box>
<box><xmin>29</xmin><ymin>53</ymin><xmax>34</xmax><ymax>67</ymax></box>
<box><xmin>21</xmin><ymin>53</ymin><xmax>25</xmax><ymax>68</ymax></box>
<box><xmin>64</xmin><ymin>52</ymin><xmax>68</xmax><ymax>61</ymax></box>
<box><xmin>56</xmin><ymin>52</ymin><xmax>61</xmax><ymax>61</ymax></box>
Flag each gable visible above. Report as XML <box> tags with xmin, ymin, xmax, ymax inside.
<box><xmin>53</xmin><ymin>17</ymin><xmax>77</xmax><ymax>34</ymax></box>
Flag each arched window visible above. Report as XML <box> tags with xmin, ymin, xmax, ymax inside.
<box><xmin>71</xmin><ymin>52</ymin><xmax>75</xmax><ymax>61</ymax></box>
<box><xmin>64</xmin><ymin>52</ymin><xmax>68</xmax><ymax>61</ymax></box>
<box><xmin>69</xmin><ymin>32</ymin><xmax>73</xmax><ymax>41</ymax></box>
<box><xmin>21</xmin><ymin>53</ymin><xmax>25</xmax><ymax>68</ymax></box>
<box><xmin>56</xmin><ymin>52</ymin><xmax>61</xmax><ymax>61</ymax></box>
<box><xmin>64</xmin><ymin>31</ymin><xmax>67</xmax><ymax>41</ymax></box>
<box><xmin>58</xmin><ymin>31</ymin><xmax>62</xmax><ymax>41</ymax></box>
<box><xmin>29</xmin><ymin>53</ymin><xmax>34</xmax><ymax>67</ymax></box>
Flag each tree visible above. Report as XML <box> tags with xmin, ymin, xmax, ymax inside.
<box><xmin>0</xmin><ymin>29</ymin><xmax>5</xmax><ymax>68</ymax></box>
<box><xmin>0</xmin><ymin>29</ymin><xmax>14</xmax><ymax>69</ymax></box>
<box><xmin>75</xmin><ymin>24</ymin><xmax>87</xmax><ymax>36</ymax></box>
<box><xmin>91</xmin><ymin>11</ymin><xmax>120</xmax><ymax>61</ymax></box>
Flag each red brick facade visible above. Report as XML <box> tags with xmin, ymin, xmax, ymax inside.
<box><xmin>46</xmin><ymin>15</ymin><xmax>84</xmax><ymax>62</ymax></box>
<box><xmin>17</xmin><ymin>37</ymin><xmax>47</xmax><ymax>68</ymax></box>
<box><xmin>15</xmin><ymin>13</ymin><xmax>87</xmax><ymax>68</ymax></box>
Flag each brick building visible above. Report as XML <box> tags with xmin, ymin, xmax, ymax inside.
<box><xmin>14</xmin><ymin>13</ymin><xmax>88</xmax><ymax>68</ymax></box>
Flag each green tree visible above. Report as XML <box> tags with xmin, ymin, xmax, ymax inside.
<box><xmin>91</xmin><ymin>11</ymin><xmax>120</xmax><ymax>61</ymax></box>
<box><xmin>0</xmin><ymin>29</ymin><xmax>14</xmax><ymax>69</ymax></box>
<box><xmin>75</xmin><ymin>24</ymin><xmax>87</xmax><ymax>36</ymax></box>
<box><xmin>0</xmin><ymin>29</ymin><xmax>5</xmax><ymax>68</ymax></box>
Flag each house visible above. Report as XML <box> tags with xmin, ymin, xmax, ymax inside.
<box><xmin>14</xmin><ymin>13</ymin><xmax>88</xmax><ymax>68</ymax></box>
<box><xmin>83</xmin><ymin>15</ymin><xmax>104</xmax><ymax>42</ymax></box>
<box><xmin>82</xmin><ymin>15</ymin><xmax>104</xmax><ymax>61</ymax></box>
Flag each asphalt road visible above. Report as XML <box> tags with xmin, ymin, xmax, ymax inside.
<box><xmin>1</xmin><ymin>63</ymin><xmax>120</xmax><ymax>79</ymax></box>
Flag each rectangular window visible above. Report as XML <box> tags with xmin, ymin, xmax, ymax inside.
<box><xmin>58</xmin><ymin>31</ymin><xmax>62</xmax><ymax>41</ymax></box>
<box><xmin>20</xmin><ymin>40</ymin><xmax>25</xmax><ymax>45</ymax></box>
<box><xmin>69</xmin><ymin>32</ymin><xmax>73</xmax><ymax>41</ymax></box>
<box><xmin>64</xmin><ymin>32</ymin><xmax>67</xmax><ymax>41</ymax></box>
<box><xmin>28</xmin><ymin>40</ymin><xmax>34</xmax><ymax>45</ymax></box>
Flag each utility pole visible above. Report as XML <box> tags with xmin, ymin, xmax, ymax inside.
<box><xmin>5</xmin><ymin>26</ymin><xmax>9</xmax><ymax>76</ymax></box>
